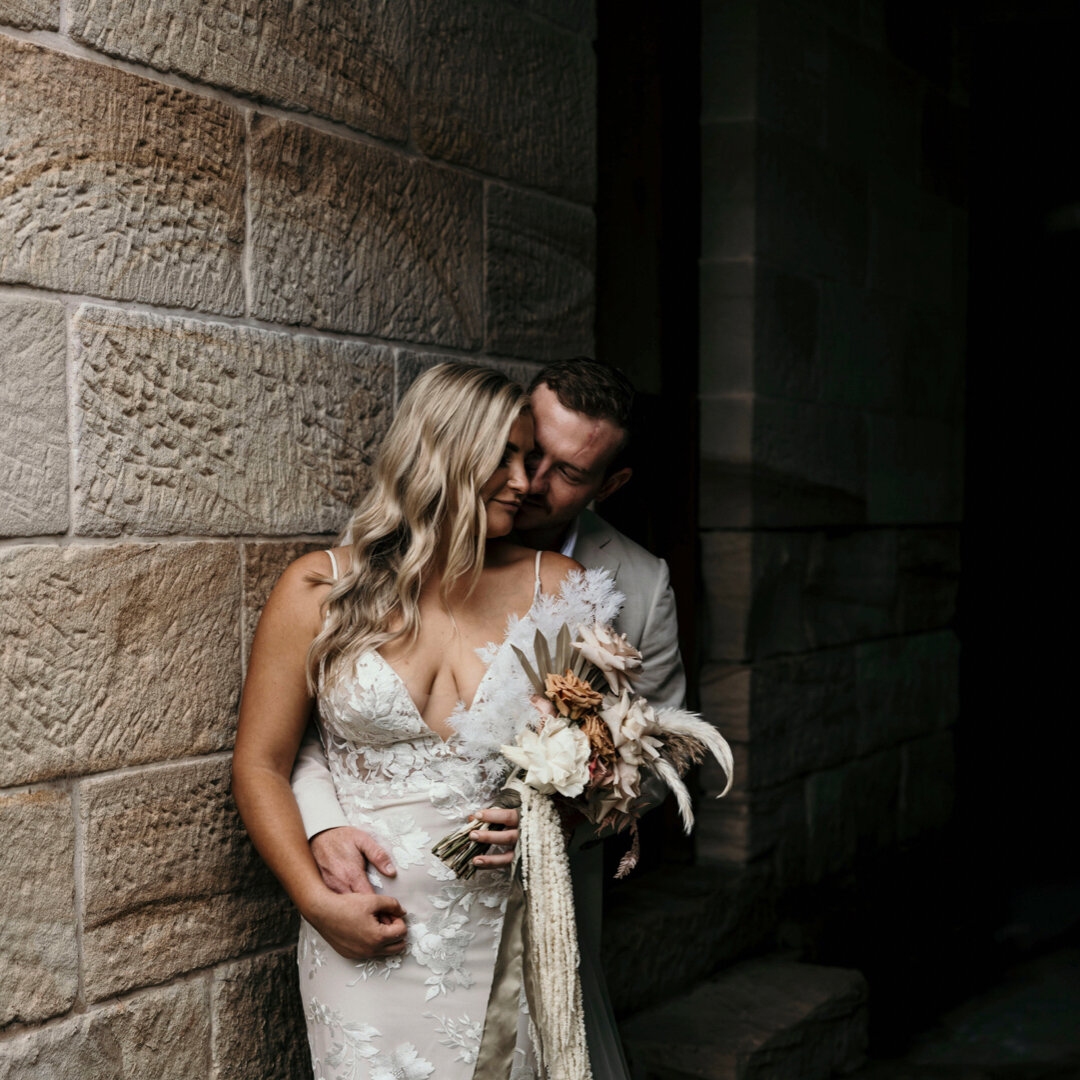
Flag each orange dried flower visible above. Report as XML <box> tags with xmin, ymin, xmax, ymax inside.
<box><xmin>544</xmin><ymin>670</ymin><xmax>603</xmax><ymax>720</ymax></box>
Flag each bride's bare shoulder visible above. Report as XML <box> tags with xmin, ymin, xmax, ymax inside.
<box><xmin>538</xmin><ymin>550</ymin><xmax>585</xmax><ymax>595</ymax></box>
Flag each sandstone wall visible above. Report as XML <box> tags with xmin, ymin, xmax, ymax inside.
<box><xmin>0</xmin><ymin>3</ymin><xmax>595</xmax><ymax>1074</ymax></box>
<box><xmin>696</xmin><ymin>0</ymin><xmax>966</xmax><ymax>891</ymax></box>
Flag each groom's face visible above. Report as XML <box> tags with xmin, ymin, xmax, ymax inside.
<box><xmin>514</xmin><ymin>383</ymin><xmax>631</xmax><ymax>536</ymax></box>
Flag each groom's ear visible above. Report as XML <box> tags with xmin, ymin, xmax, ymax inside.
<box><xmin>594</xmin><ymin>467</ymin><xmax>632</xmax><ymax>504</ymax></box>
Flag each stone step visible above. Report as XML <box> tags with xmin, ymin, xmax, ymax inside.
<box><xmin>620</xmin><ymin>956</ymin><xmax>868</xmax><ymax>1080</ymax></box>
<box><xmin>602</xmin><ymin>862</ymin><xmax>777</xmax><ymax>1017</ymax></box>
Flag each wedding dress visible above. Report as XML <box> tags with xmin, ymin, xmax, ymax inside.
<box><xmin>298</xmin><ymin>550</ymin><xmax>629</xmax><ymax>1080</ymax></box>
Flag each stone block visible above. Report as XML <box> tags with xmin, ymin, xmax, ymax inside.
<box><xmin>826</xmin><ymin>30</ymin><xmax>920</xmax><ymax>182</ymax></box>
<box><xmin>701</xmin><ymin>531</ymin><xmax>753</xmax><ymax>662</ymax></box>
<box><xmin>701</xmin><ymin>121</ymin><xmax>757</xmax><ymax>261</ymax></box>
<box><xmin>757</xmin><ymin>126</ymin><xmax>868</xmax><ymax>286</ymax></box>
<box><xmin>623</xmin><ymin>956</ymin><xmax>868</xmax><ymax>1080</ymax></box>
<box><xmin>701</xmin><ymin>0</ymin><xmax>757</xmax><ymax>124</ymax></box>
<box><xmin>68</xmin><ymin>0</ymin><xmax>409</xmax><ymax>142</ymax></box>
<box><xmin>509</xmin><ymin>0</ymin><xmax>595</xmax><ymax>36</ymax></box>
<box><xmin>243</xmin><ymin>541</ymin><xmax>327</xmax><ymax>666</ymax></box>
<box><xmin>753</xmin><ymin>264</ymin><xmax>820</xmax><ymax>402</ymax></box>
<box><xmin>866</xmin><ymin>413</ymin><xmax>963</xmax><ymax>524</ymax></box>
<box><xmin>894</xmin><ymin>527</ymin><xmax>960</xmax><ymax>634</ymax></box>
<box><xmin>751</xmin><ymin>396</ymin><xmax>867</xmax><ymax>526</ymax></box>
<box><xmin>412</xmin><ymin>0</ymin><xmax>595</xmax><ymax>202</ymax></box>
<box><xmin>757</xmin><ymin>0</ymin><xmax>827</xmax><ymax>145</ymax></box>
<box><xmin>211</xmin><ymin>948</ymin><xmax>313</xmax><ymax>1080</ymax></box>
<box><xmin>249</xmin><ymin>115</ymin><xmax>482</xmax><ymax>348</ymax></box>
<box><xmin>0</xmin><ymin>981</ymin><xmax>208</xmax><ymax>1080</ymax></box>
<box><xmin>699</xmin><ymin>663</ymin><xmax>751</xmax><ymax>744</ymax></box>
<box><xmin>0</xmin><ymin>0</ymin><xmax>58</xmax><ymax>29</ymax></box>
<box><xmin>805</xmin><ymin>749</ymin><xmax>902</xmax><ymax>881</ymax></box>
<box><xmin>899</xmin><ymin>304</ymin><xmax>965</xmax><ymax>421</ymax></box>
<box><xmin>867</xmin><ymin>177</ymin><xmax>954</xmax><ymax>306</ymax></box>
<box><xmin>80</xmin><ymin>757</ymin><xmax>296</xmax><ymax>1001</ymax></box>
<box><xmin>899</xmin><ymin>728</ymin><xmax>956</xmax><ymax>840</ymax></box>
<box><xmin>0</xmin><ymin>297</ymin><xmax>68</xmax><ymax>537</ymax></box>
<box><xmin>750</xmin><ymin>529</ymin><xmax>898</xmax><ymax>659</ymax></box>
<box><xmin>603</xmin><ymin>863</ymin><xmax>776</xmax><ymax>1018</ymax></box>
<box><xmin>740</xmin><ymin>648</ymin><xmax>860</xmax><ymax>789</ymax></box>
<box><xmin>0</xmin><ymin>790</ymin><xmax>77</xmax><ymax>1026</ymax></box>
<box><xmin>696</xmin><ymin>777</ymin><xmax>805</xmax><ymax>867</ymax></box>
<box><xmin>699</xmin><ymin>393</ymin><xmax>754</xmax><ymax>529</ymax></box>
<box><xmin>700</xmin><ymin>259</ymin><xmax>754</xmax><ymax>395</ymax></box>
<box><xmin>73</xmin><ymin>305</ymin><xmax>394</xmax><ymax>536</ymax></box>
<box><xmin>484</xmin><ymin>184</ymin><xmax>595</xmax><ymax>360</ymax></box>
<box><xmin>856</xmin><ymin>630</ymin><xmax>959</xmax><ymax>755</ymax></box>
<box><xmin>0</xmin><ymin>542</ymin><xmax>239</xmax><ymax>787</ymax></box>
<box><xmin>0</xmin><ymin>37</ymin><xmax>244</xmax><ymax>314</ymax></box>
<box><xmin>818</xmin><ymin>284</ymin><xmax>907</xmax><ymax>413</ymax></box>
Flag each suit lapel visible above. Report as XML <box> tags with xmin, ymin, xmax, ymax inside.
<box><xmin>571</xmin><ymin>509</ymin><xmax>622</xmax><ymax>578</ymax></box>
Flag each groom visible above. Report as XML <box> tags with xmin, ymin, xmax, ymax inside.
<box><xmin>290</xmin><ymin>358</ymin><xmax>686</xmax><ymax>882</ymax></box>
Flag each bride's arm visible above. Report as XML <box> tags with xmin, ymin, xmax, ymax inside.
<box><xmin>232</xmin><ymin>553</ymin><xmax>407</xmax><ymax>960</ymax></box>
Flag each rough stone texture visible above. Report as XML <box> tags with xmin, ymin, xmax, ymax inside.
<box><xmin>701</xmin><ymin>122</ymin><xmax>756</xmax><ymax>261</ymax></box>
<box><xmin>412</xmin><ymin>0</ymin><xmax>596</xmax><ymax>202</ymax></box>
<box><xmin>805</xmin><ymin>749</ymin><xmax>903</xmax><ymax>881</ymax></box>
<box><xmin>622</xmin><ymin>956</ymin><xmax>868</xmax><ymax>1080</ymax></box>
<box><xmin>856</xmin><ymin>630</ymin><xmax>959</xmax><ymax>755</ymax></box>
<box><xmin>704</xmin><ymin>528</ymin><xmax>959</xmax><ymax>663</ymax></box>
<box><xmin>211</xmin><ymin>949</ymin><xmax>313</xmax><ymax>1080</ymax></box>
<box><xmin>73</xmin><ymin>305</ymin><xmax>394</xmax><ymax>536</ymax></box>
<box><xmin>757</xmin><ymin>126</ymin><xmax>868</xmax><ymax>287</ymax></box>
<box><xmin>0</xmin><ymin>0</ymin><xmax>58</xmax><ymax>29</ymax></box>
<box><xmin>867</xmin><ymin>413</ymin><xmax>963</xmax><ymax>524</ymax></box>
<box><xmin>485</xmin><ymin>184</ymin><xmax>595</xmax><ymax>360</ymax></box>
<box><xmin>0</xmin><ymin>38</ymin><xmax>244</xmax><ymax>314</ymax></box>
<box><xmin>249</xmin><ymin>116</ymin><xmax>482</xmax><ymax>348</ymax></box>
<box><xmin>752</xmin><ymin>397</ymin><xmax>868</xmax><ymax>526</ymax></box>
<box><xmin>0</xmin><ymin>981</ymin><xmax>209</xmax><ymax>1080</ymax></box>
<box><xmin>0</xmin><ymin>542</ymin><xmax>239</xmax><ymax>786</ymax></box>
<box><xmin>0</xmin><ymin>790</ymin><xmax>77</xmax><ymax>1027</ymax></box>
<box><xmin>68</xmin><ymin>0</ymin><xmax>409</xmax><ymax>142</ymax></box>
<box><xmin>80</xmin><ymin>757</ymin><xmax>296</xmax><ymax>1001</ymax></box>
<box><xmin>603</xmin><ymin>863</ymin><xmax>776</xmax><ymax>1019</ymax></box>
<box><xmin>243</xmin><ymin>540</ymin><xmax>326</xmax><ymax>665</ymax></box>
<box><xmin>700</xmin><ymin>260</ymin><xmax>754</xmax><ymax>395</ymax></box>
<box><xmin>0</xmin><ymin>297</ymin><xmax>68</xmax><ymax>537</ymax></box>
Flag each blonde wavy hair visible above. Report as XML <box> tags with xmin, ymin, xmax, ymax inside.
<box><xmin>307</xmin><ymin>362</ymin><xmax>530</xmax><ymax>690</ymax></box>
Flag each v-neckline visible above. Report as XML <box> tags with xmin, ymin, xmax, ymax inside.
<box><xmin>371</xmin><ymin>593</ymin><xmax>540</xmax><ymax>743</ymax></box>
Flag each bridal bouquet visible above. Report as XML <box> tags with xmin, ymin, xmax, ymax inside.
<box><xmin>433</xmin><ymin>622</ymin><xmax>733</xmax><ymax>879</ymax></box>
<box><xmin>432</xmin><ymin>620</ymin><xmax>733</xmax><ymax>1080</ymax></box>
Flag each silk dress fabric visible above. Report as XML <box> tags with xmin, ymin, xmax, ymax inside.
<box><xmin>298</xmin><ymin>551</ymin><xmax>628</xmax><ymax>1080</ymax></box>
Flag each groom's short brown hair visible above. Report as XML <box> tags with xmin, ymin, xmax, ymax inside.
<box><xmin>528</xmin><ymin>358</ymin><xmax>634</xmax><ymax>473</ymax></box>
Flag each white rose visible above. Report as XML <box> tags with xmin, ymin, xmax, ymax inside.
<box><xmin>501</xmin><ymin>717</ymin><xmax>591</xmax><ymax>798</ymax></box>
<box><xmin>574</xmin><ymin>624</ymin><xmax>643</xmax><ymax>693</ymax></box>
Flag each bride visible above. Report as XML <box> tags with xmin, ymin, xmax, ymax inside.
<box><xmin>233</xmin><ymin>362</ymin><xmax>625</xmax><ymax>1079</ymax></box>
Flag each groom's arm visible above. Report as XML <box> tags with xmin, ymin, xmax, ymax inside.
<box><xmin>633</xmin><ymin>558</ymin><xmax>686</xmax><ymax>712</ymax></box>
<box><xmin>291</xmin><ymin>722</ymin><xmax>350</xmax><ymax>838</ymax></box>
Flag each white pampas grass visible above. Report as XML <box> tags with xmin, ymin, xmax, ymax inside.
<box><xmin>654</xmin><ymin>706</ymin><xmax>735</xmax><ymax>797</ymax></box>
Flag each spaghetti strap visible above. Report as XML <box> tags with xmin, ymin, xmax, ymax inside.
<box><xmin>533</xmin><ymin>549</ymin><xmax>543</xmax><ymax>598</ymax></box>
<box><xmin>325</xmin><ymin>549</ymin><xmax>339</xmax><ymax>582</ymax></box>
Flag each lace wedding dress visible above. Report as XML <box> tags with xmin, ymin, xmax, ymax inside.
<box><xmin>298</xmin><ymin>551</ymin><xmax>627</xmax><ymax>1080</ymax></box>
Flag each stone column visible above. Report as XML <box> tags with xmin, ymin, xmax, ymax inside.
<box><xmin>696</xmin><ymin>0</ymin><xmax>966</xmax><ymax>891</ymax></box>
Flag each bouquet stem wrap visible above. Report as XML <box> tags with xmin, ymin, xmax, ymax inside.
<box><xmin>474</xmin><ymin>777</ymin><xmax>592</xmax><ymax>1080</ymax></box>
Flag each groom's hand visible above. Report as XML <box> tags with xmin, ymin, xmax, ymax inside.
<box><xmin>310</xmin><ymin>826</ymin><xmax>397</xmax><ymax>895</ymax></box>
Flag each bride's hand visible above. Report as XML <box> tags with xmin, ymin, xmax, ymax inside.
<box><xmin>469</xmin><ymin>807</ymin><xmax>520</xmax><ymax>868</ymax></box>
<box><xmin>305</xmin><ymin>889</ymin><xmax>408</xmax><ymax>961</ymax></box>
